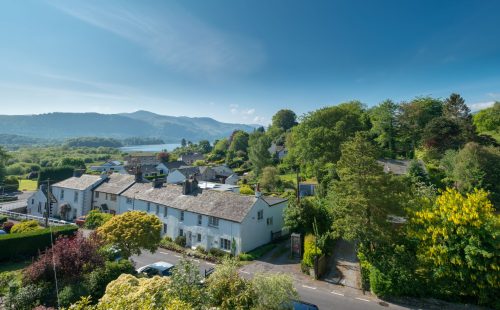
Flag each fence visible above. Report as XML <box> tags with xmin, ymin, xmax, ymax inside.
<box><xmin>0</xmin><ymin>209</ymin><xmax>74</xmax><ymax>226</ymax></box>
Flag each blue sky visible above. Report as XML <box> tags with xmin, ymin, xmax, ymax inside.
<box><xmin>0</xmin><ymin>0</ymin><xmax>499</xmax><ymax>125</ymax></box>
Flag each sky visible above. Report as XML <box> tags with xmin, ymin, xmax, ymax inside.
<box><xmin>0</xmin><ymin>0</ymin><xmax>499</xmax><ymax>125</ymax></box>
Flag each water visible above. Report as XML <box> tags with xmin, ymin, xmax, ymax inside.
<box><xmin>119</xmin><ymin>143</ymin><xmax>181</xmax><ymax>152</ymax></box>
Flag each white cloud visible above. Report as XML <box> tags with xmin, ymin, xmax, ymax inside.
<box><xmin>487</xmin><ymin>92</ymin><xmax>500</xmax><ymax>99</ymax></box>
<box><xmin>253</xmin><ymin>116</ymin><xmax>266</xmax><ymax>124</ymax></box>
<box><xmin>468</xmin><ymin>101</ymin><xmax>495</xmax><ymax>112</ymax></box>
<box><xmin>48</xmin><ymin>0</ymin><xmax>265</xmax><ymax>76</ymax></box>
<box><xmin>242</xmin><ymin>108</ymin><xmax>255</xmax><ymax>115</ymax></box>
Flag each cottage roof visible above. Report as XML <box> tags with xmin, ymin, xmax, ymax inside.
<box><xmin>179</xmin><ymin>153</ymin><xmax>204</xmax><ymax>161</ymax></box>
<box><xmin>262</xmin><ymin>196</ymin><xmax>288</xmax><ymax>206</ymax></box>
<box><xmin>212</xmin><ymin>165</ymin><xmax>234</xmax><ymax>177</ymax></box>
<box><xmin>163</xmin><ymin>161</ymin><xmax>187</xmax><ymax>170</ymax></box>
<box><xmin>121</xmin><ymin>183</ymin><xmax>258</xmax><ymax>223</ymax></box>
<box><xmin>175</xmin><ymin>166</ymin><xmax>200</xmax><ymax>177</ymax></box>
<box><xmin>94</xmin><ymin>174</ymin><xmax>136</xmax><ymax>195</ymax></box>
<box><xmin>52</xmin><ymin>175</ymin><xmax>103</xmax><ymax>191</ymax></box>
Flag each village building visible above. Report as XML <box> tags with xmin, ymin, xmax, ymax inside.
<box><xmin>178</xmin><ymin>153</ymin><xmax>204</xmax><ymax>165</ymax></box>
<box><xmin>92</xmin><ymin>173</ymin><xmax>137</xmax><ymax>214</ymax></box>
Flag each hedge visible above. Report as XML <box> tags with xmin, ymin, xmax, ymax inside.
<box><xmin>38</xmin><ymin>166</ymin><xmax>75</xmax><ymax>184</ymax></box>
<box><xmin>0</xmin><ymin>224</ymin><xmax>78</xmax><ymax>261</ymax></box>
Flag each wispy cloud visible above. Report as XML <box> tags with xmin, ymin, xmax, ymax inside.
<box><xmin>47</xmin><ymin>0</ymin><xmax>265</xmax><ymax>76</ymax></box>
<box><xmin>487</xmin><ymin>92</ymin><xmax>500</xmax><ymax>99</ymax></box>
<box><xmin>468</xmin><ymin>101</ymin><xmax>495</xmax><ymax>112</ymax></box>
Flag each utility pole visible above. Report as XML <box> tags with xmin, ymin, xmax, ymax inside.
<box><xmin>45</xmin><ymin>178</ymin><xmax>50</xmax><ymax>227</ymax></box>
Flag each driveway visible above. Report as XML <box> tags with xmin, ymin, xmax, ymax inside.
<box><xmin>0</xmin><ymin>191</ymin><xmax>33</xmax><ymax>211</ymax></box>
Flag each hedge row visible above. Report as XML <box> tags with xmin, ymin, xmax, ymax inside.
<box><xmin>0</xmin><ymin>225</ymin><xmax>78</xmax><ymax>261</ymax></box>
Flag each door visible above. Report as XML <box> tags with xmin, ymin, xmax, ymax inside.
<box><xmin>186</xmin><ymin>231</ymin><xmax>192</xmax><ymax>248</ymax></box>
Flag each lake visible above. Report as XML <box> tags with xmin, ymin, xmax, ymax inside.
<box><xmin>119</xmin><ymin>143</ymin><xmax>181</xmax><ymax>152</ymax></box>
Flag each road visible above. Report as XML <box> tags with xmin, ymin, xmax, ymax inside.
<box><xmin>0</xmin><ymin>191</ymin><xmax>33</xmax><ymax>211</ymax></box>
<box><xmin>132</xmin><ymin>249</ymin><xmax>411</xmax><ymax>310</ymax></box>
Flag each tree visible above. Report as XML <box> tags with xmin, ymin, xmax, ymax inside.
<box><xmin>473</xmin><ymin>102</ymin><xmax>500</xmax><ymax>133</ymax></box>
<box><xmin>443</xmin><ymin>93</ymin><xmax>471</xmax><ymax>121</ymax></box>
<box><xmin>168</xmin><ymin>258</ymin><xmax>204</xmax><ymax>306</ymax></box>
<box><xmin>156</xmin><ymin>152</ymin><xmax>170</xmax><ymax>163</ymax></box>
<box><xmin>84</xmin><ymin>210</ymin><xmax>113</xmax><ymax>229</ymax></box>
<box><xmin>271</xmin><ymin>109</ymin><xmax>298</xmax><ymax>131</ymax></box>
<box><xmin>284</xmin><ymin>197</ymin><xmax>331</xmax><ymax>236</ymax></box>
<box><xmin>251</xmin><ymin>273</ymin><xmax>298</xmax><ymax>310</ymax></box>
<box><xmin>248</xmin><ymin>131</ymin><xmax>272</xmax><ymax>175</ymax></box>
<box><xmin>287</xmin><ymin>101</ymin><xmax>370</xmax><ymax>180</ymax></box>
<box><xmin>369</xmin><ymin>100</ymin><xmax>398</xmax><ymax>157</ymax></box>
<box><xmin>212</xmin><ymin>138</ymin><xmax>229</xmax><ymax>160</ymax></box>
<box><xmin>97</xmin><ymin>211</ymin><xmax>162</xmax><ymax>258</ymax></box>
<box><xmin>59</xmin><ymin>157</ymin><xmax>86</xmax><ymax>169</ymax></box>
<box><xmin>327</xmin><ymin>133</ymin><xmax>403</xmax><ymax>245</ymax></box>
<box><xmin>411</xmin><ymin>188</ymin><xmax>500</xmax><ymax>306</ymax></box>
<box><xmin>228</xmin><ymin>130</ymin><xmax>249</xmax><ymax>154</ymax></box>
<box><xmin>421</xmin><ymin>116</ymin><xmax>465</xmax><ymax>153</ymax></box>
<box><xmin>181</xmin><ymin>138</ymin><xmax>187</xmax><ymax>147</ymax></box>
<box><xmin>0</xmin><ymin>146</ymin><xmax>8</xmax><ymax>184</ymax></box>
<box><xmin>407</xmin><ymin>160</ymin><xmax>430</xmax><ymax>185</ymax></box>
<box><xmin>198</xmin><ymin>140</ymin><xmax>212</xmax><ymax>153</ymax></box>
<box><xmin>260</xmin><ymin>166</ymin><xmax>281</xmax><ymax>192</ymax></box>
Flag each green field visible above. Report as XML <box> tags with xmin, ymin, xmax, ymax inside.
<box><xmin>19</xmin><ymin>179</ymin><xmax>37</xmax><ymax>191</ymax></box>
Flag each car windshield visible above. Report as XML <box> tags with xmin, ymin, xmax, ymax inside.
<box><xmin>161</xmin><ymin>267</ymin><xmax>173</xmax><ymax>276</ymax></box>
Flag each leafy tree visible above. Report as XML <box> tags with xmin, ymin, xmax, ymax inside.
<box><xmin>84</xmin><ymin>210</ymin><xmax>113</xmax><ymax>229</ymax></box>
<box><xmin>248</xmin><ymin>131</ymin><xmax>272</xmax><ymax>175</ymax></box>
<box><xmin>156</xmin><ymin>152</ymin><xmax>170</xmax><ymax>163</ymax></box>
<box><xmin>206</xmin><ymin>258</ymin><xmax>253</xmax><ymax>309</ymax></box>
<box><xmin>181</xmin><ymin>138</ymin><xmax>187</xmax><ymax>147</ymax></box>
<box><xmin>287</xmin><ymin>101</ymin><xmax>370</xmax><ymax>180</ymax></box>
<box><xmin>85</xmin><ymin>259</ymin><xmax>136</xmax><ymax>300</ymax></box>
<box><xmin>302</xmin><ymin>234</ymin><xmax>322</xmax><ymax>267</ymax></box>
<box><xmin>212</xmin><ymin>138</ymin><xmax>229</xmax><ymax>159</ymax></box>
<box><xmin>407</xmin><ymin>160</ymin><xmax>430</xmax><ymax>184</ymax></box>
<box><xmin>97</xmin><ymin>211</ymin><xmax>162</xmax><ymax>258</ymax></box>
<box><xmin>251</xmin><ymin>273</ymin><xmax>298</xmax><ymax>310</ymax></box>
<box><xmin>421</xmin><ymin>116</ymin><xmax>465</xmax><ymax>153</ymax></box>
<box><xmin>197</xmin><ymin>140</ymin><xmax>212</xmax><ymax>153</ymax></box>
<box><xmin>284</xmin><ymin>197</ymin><xmax>331</xmax><ymax>236</ymax></box>
<box><xmin>0</xmin><ymin>146</ymin><xmax>8</xmax><ymax>184</ymax></box>
<box><xmin>58</xmin><ymin>158</ymin><xmax>87</xmax><ymax>169</ymax></box>
<box><xmin>260</xmin><ymin>166</ymin><xmax>281</xmax><ymax>192</ymax></box>
<box><xmin>228</xmin><ymin>130</ymin><xmax>249</xmax><ymax>154</ymax></box>
<box><xmin>272</xmin><ymin>109</ymin><xmax>298</xmax><ymax>131</ymax></box>
<box><xmin>473</xmin><ymin>102</ymin><xmax>500</xmax><ymax>133</ymax></box>
<box><xmin>369</xmin><ymin>100</ymin><xmax>398</xmax><ymax>157</ymax></box>
<box><xmin>411</xmin><ymin>188</ymin><xmax>500</xmax><ymax>306</ymax></box>
<box><xmin>327</xmin><ymin>133</ymin><xmax>404</xmax><ymax>245</ymax></box>
<box><xmin>443</xmin><ymin>93</ymin><xmax>471</xmax><ymax>121</ymax></box>
<box><xmin>10</xmin><ymin>220</ymin><xmax>41</xmax><ymax>234</ymax></box>
<box><xmin>168</xmin><ymin>258</ymin><xmax>204</xmax><ymax>306</ymax></box>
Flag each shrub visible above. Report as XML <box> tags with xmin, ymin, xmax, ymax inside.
<box><xmin>0</xmin><ymin>225</ymin><xmax>78</xmax><ymax>261</ymax></box>
<box><xmin>4</xmin><ymin>283</ymin><xmax>49</xmax><ymax>310</ymax></box>
<box><xmin>84</xmin><ymin>210</ymin><xmax>113</xmax><ymax>229</ymax></box>
<box><xmin>2</xmin><ymin>221</ymin><xmax>14</xmax><ymax>233</ymax></box>
<box><xmin>175</xmin><ymin>235</ymin><xmax>186</xmax><ymax>247</ymax></box>
<box><xmin>195</xmin><ymin>245</ymin><xmax>207</xmax><ymax>254</ymax></box>
<box><xmin>160</xmin><ymin>238</ymin><xmax>185</xmax><ymax>252</ymax></box>
<box><xmin>239</xmin><ymin>184</ymin><xmax>254</xmax><ymax>195</ymax></box>
<box><xmin>10</xmin><ymin>220</ymin><xmax>42</xmax><ymax>234</ymax></box>
<box><xmin>369</xmin><ymin>266</ymin><xmax>392</xmax><ymax>297</ymax></box>
<box><xmin>209</xmin><ymin>248</ymin><xmax>228</xmax><ymax>257</ymax></box>
<box><xmin>238</xmin><ymin>253</ymin><xmax>253</xmax><ymax>261</ymax></box>
<box><xmin>58</xmin><ymin>283</ymin><xmax>87</xmax><ymax>308</ymax></box>
<box><xmin>163</xmin><ymin>236</ymin><xmax>173</xmax><ymax>242</ymax></box>
<box><xmin>38</xmin><ymin>166</ymin><xmax>74</xmax><ymax>185</ymax></box>
<box><xmin>85</xmin><ymin>259</ymin><xmax>135</xmax><ymax>300</ymax></box>
<box><xmin>0</xmin><ymin>215</ymin><xmax>7</xmax><ymax>224</ymax></box>
<box><xmin>302</xmin><ymin>234</ymin><xmax>322</xmax><ymax>268</ymax></box>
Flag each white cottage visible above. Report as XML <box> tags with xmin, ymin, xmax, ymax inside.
<box><xmin>118</xmin><ymin>180</ymin><xmax>287</xmax><ymax>254</ymax></box>
<box><xmin>92</xmin><ymin>173</ymin><xmax>137</xmax><ymax>214</ymax></box>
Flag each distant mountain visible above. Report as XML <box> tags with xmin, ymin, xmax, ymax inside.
<box><xmin>0</xmin><ymin>111</ymin><xmax>257</xmax><ymax>143</ymax></box>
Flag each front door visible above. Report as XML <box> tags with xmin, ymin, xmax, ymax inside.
<box><xmin>186</xmin><ymin>231</ymin><xmax>192</xmax><ymax>248</ymax></box>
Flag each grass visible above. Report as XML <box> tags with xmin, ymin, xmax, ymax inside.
<box><xmin>0</xmin><ymin>261</ymin><xmax>28</xmax><ymax>296</ymax></box>
<box><xmin>239</xmin><ymin>243</ymin><xmax>277</xmax><ymax>261</ymax></box>
<box><xmin>18</xmin><ymin>179</ymin><xmax>37</xmax><ymax>191</ymax></box>
<box><xmin>0</xmin><ymin>260</ymin><xmax>30</xmax><ymax>273</ymax></box>
<box><xmin>279</xmin><ymin>173</ymin><xmax>317</xmax><ymax>185</ymax></box>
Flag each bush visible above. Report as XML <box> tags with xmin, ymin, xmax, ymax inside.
<box><xmin>175</xmin><ymin>235</ymin><xmax>186</xmax><ymax>247</ymax></box>
<box><xmin>160</xmin><ymin>238</ymin><xmax>185</xmax><ymax>252</ymax></box>
<box><xmin>38</xmin><ymin>166</ymin><xmax>74</xmax><ymax>185</ymax></box>
<box><xmin>239</xmin><ymin>184</ymin><xmax>255</xmax><ymax>195</ymax></box>
<box><xmin>195</xmin><ymin>245</ymin><xmax>207</xmax><ymax>254</ymax></box>
<box><xmin>369</xmin><ymin>266</ymin><xmax>392</xmax><ymax>297</ymax></box>
<box><xmin>58</xmin><ymin>283</ymin><xmax>87</xmax><ymax>308</ymax></box>
<box><xmin>302</xmin><ymin>234</ymin><xmax>321</xmax><ymax>267</ymax></box>
<box><xmin>0</xmin><ymin>215</ymin><xmax>7</xmax><ymax>224</ymax></box>
<box><xmin>85</xmin><ymin>259</ymin><xmax>135</xmax><ymax>300</ymax></box>
<box><xmin>10</xmin><ymin>220</ymin><xmax>42</xmax><ymax>234</ymax></box>
<box><xmin>3</xmin><ymin>221</ymin><xmax>14</xmax><ymax>233</ymax></box>
<box><xmin>0</xmin><ymin>225</ymin><xmax>78</xmax><ymax>261</ymax></box>
<box><xmin>163</xmin><ymin>236</ymin><xmax>173</xmax><ymax>242</ymax></box>
<box><xmin>209</xmin><ymin>247</ymin><xmax>228</xmax><ymax>257</ymax></box>
<box><xmin>4</xmin><ymin>283</ymin><xmax>49</xmax><ymax>310</ymax></box>
<box><xmin>238</xmin><ymin>253</ymin><xmax>253</xmax><ymax>261</ymax></box>
<box><xmin>84</xmin><ymin>210</ymin><xmax>113</xmax><ymax>229</ymax></box>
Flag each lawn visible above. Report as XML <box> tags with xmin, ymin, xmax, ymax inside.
<box><xmin>0</xmin><ymin>260</ymin><xmax>29</xmax><ymax>296</ymax></box>
<box><xmin>18</xmin><ymin>179</ymin><xmax>37</xmax><ymax>191</ymax></box>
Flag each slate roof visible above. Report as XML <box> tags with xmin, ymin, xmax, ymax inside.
<box><xmin>262</xmin><ymin>196</ymin><xmax>288</xmax><ymax>206</ymax></box>
<box><xmin>121</xmin><ymin>183</ymin><xmax>258</xmax><ymax>223</ymax></box>
<box><xmin>212</xmin><ymin>165</ymin><xmax>234</xmax><ymax>177</ymax></box>
<box><xmin>175</xmin><ymin>166</ymin><xmax>201</xmax><ymax>177</ymax></box>
<box><xmin>163</xmin><ymin>161</ymin><xmax>187</xmax><ymax>170</ymax></box>
<box><xmin>94</xmin><ymin>174</ymin><xmax>136</xmax><ymax>195</ymax></box>
<box><xmin>179</xmin><ymin>153</ymin><xmax>204</xmax><ymax>161</ymax></box>
<box><xmin>52</xmin><ymin>175</ymin><xmax>104</xmax><ymax>191</ymax></box>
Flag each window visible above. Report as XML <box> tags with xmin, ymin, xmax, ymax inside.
<box><xmin>257</xmin><ymin>210</ymin><xmax>263</xmax><ymax>220</ymax></box>
<box><xmin>60</xmin><ymin>190</ymin><xmax>64</xmax><ymax>199</ymax></box>
<box><xmin>95</xmin><ymin>192</ymin><xmax>99</xmax><ymax>198</ymax></box>
<box><xmin>156</xmin><ymin>204</ymin><xmax>160</xmax><ymax>215</ymax></box>
<box><xmin>31</xmin><ymin>199</ymin><xmax>34</xmax><ymax>204</ymax></box>
<box><xmin>197</xmin><ymin>214</ymin><xmax>202</xmax><ymax>225</ymax></box>
<box><xmin>220</xmin><ymin>238</ymin><xmax>231</xmax><ymax>250</ymax></box>
<box><xmin>105</xmin><ymin>193</ymin><xmax>109</xmax><ymax>200</ymax></box>
<box><xmin>267</xmin><ymin>217</ymin><xmax>273</xmax><ymax>226</ymax></box>
<box><xmin>180</xmin><ymin>211</ymin><xmax>184</xmax><ymax>221</ymax></box>
<box><xmin>179</xmin><ymin>229</ymin><xmax>184</xmax><ymax>237</ymax></box>
<box><xmin>197</xmin><ymin>233</ymin><xmax>202</xmax><ymax>242</ymax></box>
<box><xmin>111</xmin><ymin>194</ymin><xmax>117</xmax><ymax>202</ymax></box>
<box><xmin>208</xmin><ymin>216</ymin><xmax>219</xmax><ymax>227</ymax></box>
<box><xmin>74</xmin><ymin>192</ymin><xmax>78</xmax><ymax>202</ymax></box>
<box><xmin>147</xmin><ymin>202</ymin><xmax>151</xmax><ymax>212</ymax></box>
<box><xmin>163</xmin><ymin>224</ymin><xmax>168</xmax><ymax>233</ymax></box>
<box><xmin>126</xmin><ymin>198</ymin><xmax>133</xmax><ymax>205</ymax></box>
<box><xmin>38</xmin><ymin>202</ymin><xmax>42</xmax><ymax>213</ymax></box>
<box><xmin>164</xmin><ymin>206</ymin><xmax>168</xmax><ymax>218</ymax></box>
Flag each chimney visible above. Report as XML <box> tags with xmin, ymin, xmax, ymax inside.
<box><xmin>182</xmin><ymin>179</ymin><xmax>190</xmax><ymax>195</ymax></box>
<box><xmin>191</xmin><ymin>175</ymin><xmax>198</xmax><ymax>192</ymax></box>
<box><xmin>134</xmin><ymin>166</ymin><xmax>142</xmax><ymax>182</ymax></box>
<box><xmin>152</xmin><ymin>178</ymin><xmax>164</xmax><ymax>189</ymax></box>
<box><xmin>73</xmin><ymin>169</ymin><xmax>83</xmax><ymax>178</ymax></box>
<box><xmin>255</xmin><ymin>183</ymin><xmax>262</xmax><ymax>198</ymax></box>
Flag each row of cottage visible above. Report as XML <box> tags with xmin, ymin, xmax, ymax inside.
<box><xmin>27</xmin><ymin>172</ymin><xmax>287</xmax><ymax>255</ymax></box>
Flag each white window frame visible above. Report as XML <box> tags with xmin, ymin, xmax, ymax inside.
<box><xmin>220</xmin><ymin>238</ymin><xmax>231</xmax><ymax>250</ymax></box>
<box><xmin>266</xmin><ymin>217</ymin><xmax>273</xmax><ymax>226</ymax></box>
<box><xmin>180</xmin><ymin>211</ymin><xmax>184</xmax><ymax>221</ymax></box>
<box><xmin>74</xmin><ymin>191</ymin><xmax>78</xmax><ymax>203</ymax></box>
<box><xmin>208</xmin><ymin>216</ymin><xmax>219</xmax><ymax>227</ymax></box>
<box><xmin>197</xmin><ymin>214</ymin><xmax>202</xmax><ymax>225</ymax></box>
<box><xmin>164</xmin><ymin>206</ymin><xmax>168</xmax><ymax>218</ymax></box>
<box><xmin>257</xmin><ymin>210</ymin><xmax>263</xmax><ymax>220</ymax></box>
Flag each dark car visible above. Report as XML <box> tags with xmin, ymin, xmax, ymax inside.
<box><xmin>292</xmin><ymin>300</ymin><xmax>319</xmax><ymax>310</ymax></box>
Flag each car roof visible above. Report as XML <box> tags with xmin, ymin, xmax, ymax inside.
<box><xmin>149</xmin><ymin>261</ymin><xmax>174</xmax><ymax>271</ymax></box>
<box><xmin>292</xmin><ymin>300</ymin><xmax>319</xmax><ymax>310</ymax></box>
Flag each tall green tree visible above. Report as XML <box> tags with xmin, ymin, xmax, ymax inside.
<box><xmin>287</xmin><ymin>101</ymin><xmax>370</xmax><ymax>180</ymax></box>
<box><xmin>443</xmin><ymin>93</ymin><xmax>471</xmax><ymax>120</ymax></box>
<box><xmin>421</xmin><ymin>116</ymin><xmax>465</xmax><ymax>153</ymax></box>
<box><xmin>271</xmin><ymin>109</ymin><xmax>298</xmax><ymax>131</ymax></box>
<box><xmin>327</xmin><ymin>133</ymin><xmax>403</xmax><ymax>245</ymax></box>
<box><xmin>228</xmin><ymin>130</ymin><xmax>249</xmax><ymax>154</ymax></box>
<box><xmin>197</xmin><ymin>140</ymin><xmax>212</xmax><ymax>153</ymax></box>
<box><xmin>473</xmin><ymin>102</ymin><xmax>500</xmax><ymax>133</ymax></box>
<box><xmin>248</xmin><ymin>131</ymin><xmax>272</xmax><ymax>175</ymax></box>
<box><xmin>369</xmin><ymin>100</ymin><xmax>398</xmax><ymax>157</ymax></box>
<box><xmin>0</xmin><ymin>146</ymin><xmax>8</xmax><ymax>184</ymax></box>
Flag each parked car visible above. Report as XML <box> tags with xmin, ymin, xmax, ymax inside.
<box><xmin>137</xmin><ymin>261</ymin><xmax>174</xmax><ymax>277</ymax></box>
<box><xmin>292</xmin><ymin>300</ymin><xmax>319</xmax><ymax>310</ymax></box>
<box><xmin>75</xmin><ymin>216</ymin><xmax>86</xmax><ymax>227</ymax></box>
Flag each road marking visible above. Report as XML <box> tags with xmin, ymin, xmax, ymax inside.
<box><xmin>206</xmin><ymin>262</ymin><xmax>216</xmax><ymax>266</ymax></box>
<box><xmin>159</xmin><ymin>251</ymin><xmax>169</xmax><ymax>255</ymax></box>
<box><xmin>331</xmin><ymin>291</ymin><xmax>344</xmax><ymax>296</ymax></box>
<box><xmin>301</xmin><ymin>285</ymin><xmax>317</xmax><ymax>290</ymax></box>
<box><xmin>355</xmin><ymin>297</ymin><xmax>370</xmax><ymax>302</ymax></box>
<box><xmin>174</xmin><ymin>255</ymin><xmax>182</xmax><ymax>258</ymax></box>
<box><xmin>240</xmin><ymin>270</ymin><xmax>250</xmax><ymax>274</ymax></box>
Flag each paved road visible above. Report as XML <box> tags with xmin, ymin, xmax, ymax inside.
<box><xmin>0</xmin><ymin>191</ymin><xmax>33</xmax><ymax>211</ymax></box>
<box><xmin>132</xmin><ymin>249</ymin><xmax>411</xmax><ymax>310</ymax></box>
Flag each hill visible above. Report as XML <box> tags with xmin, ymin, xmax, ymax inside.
<box><xmin>0</xmin><ymin>111</ymin><xmax>257</xmax><ymax>143</ymax></box>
